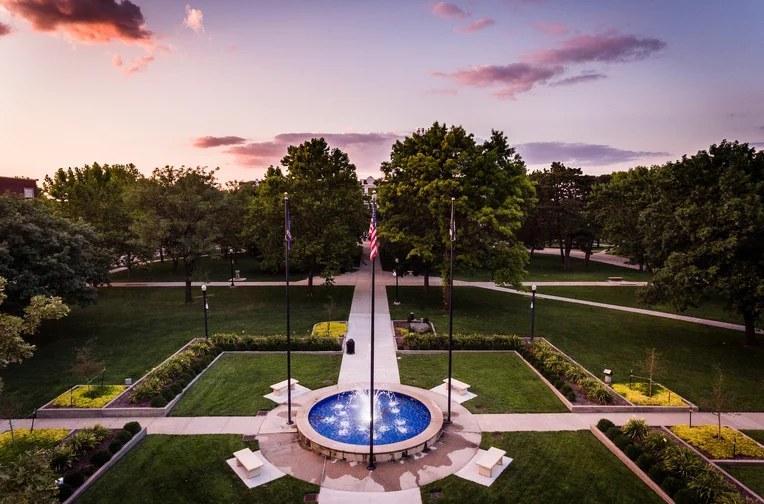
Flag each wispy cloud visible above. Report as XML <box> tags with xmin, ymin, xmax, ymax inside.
<box><xmin>193</xmin><ymin>136</ymin><xmax>247</xmax><ymax>148</ymax></box>
<box><xmin>424</xmin><ymin>88</ymin><xmax>459</xmax><ymax>95</ymax></box>
<box><xmin>549</xmin><ymin>72</ymin><xmax>607</xmax><ymax>87</ymax></box>
<box><xmin>430</xmin><ymin>2</ymin><xmax>470</xmax><ymax>20</ymax></box>
<box><xmin>432</xmin><ymin>63</ymin><xmax>564</xmax><ymax>100</ymax></box>
<box><xmin>183</xmin><ymin>4</ymin><xmax>204</xmax><ymax>33</ymax></box>
<box><xmin>533</xmin><ymin>21</ymin><xmax>567</xmax><ymax>35</ymax></box>
<box><xmin>524</xmin><ymin>31</ymin><xmax>666</xmax><ymax>64</ymax></box>
<box><xmin>516</xmin><ymin>142</ymin><xmax>669</xmax><ymax>166</ymax></box>
<box><xmin>455</xmin><ymin>18</ymin><xmax>495</xmax><ymax>34</ymax></box>
<box><xmin>0</xmin><ymin>21</ymin><xmax>12</xmax><ymax>36</ymax></box>
<box><xmin>750</xmin><ymin>141</ymin><xmax>764</xmax><ymax>148</ymax></box>
<box><xmin>112</xmin><ymin>53</ymin><xmax>154</xmax><ymax>76</ymax></box>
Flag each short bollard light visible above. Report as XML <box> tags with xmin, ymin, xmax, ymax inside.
<box><xmin>125</xmin><ymin>377</ymin><xmax>132</xmax><ymax>386</ymax></box>
<box><xmin>346</xmin><ymin>338</ymin><xmax>355</xmax><ymax>355</ymax></box>
<box><xmin>604</xmin><ymin>369</ymin><xmax>613</xmax><ymax>386</ymax></box>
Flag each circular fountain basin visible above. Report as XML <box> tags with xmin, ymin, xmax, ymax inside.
<box><xmin>296</xmin><ymin>383</ymin><xmax>443</xmax><ymax>463</ymax></box>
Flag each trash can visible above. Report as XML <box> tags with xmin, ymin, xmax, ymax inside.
<box><xmin>346</xmin><ymin>338</ymin><xmax>355</xmax><ymax>355</ymax></box>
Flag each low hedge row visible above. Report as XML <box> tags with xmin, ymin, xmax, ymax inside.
<box><xmin>401</xmin><ymin>333</ymin><xmax>523</xmax><ymax>350</ymax></box>
<box><xmin>211</xmin><ymin>333</ymin><xmax>341</xmax><ymax>352</ymax></box>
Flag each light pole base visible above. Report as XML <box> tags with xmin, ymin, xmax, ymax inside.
<box><xmin>394</xmin><ymin>301</ymin><xmax>401</xmax><ymax>305</ymax></box>
<box><xmin>444</xmin><ymin>419</ymin><xmax>452</xmax><ymax>425</ymax></box>
<box><xmin>367</xmin><ymin>463</ymin><xmax>376</xmax><ymax>471</ymax></box>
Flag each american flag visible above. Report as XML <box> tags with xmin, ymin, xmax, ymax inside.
<box><xmin>369</xmin><ymin>201</ymin><xmax>378</xmax><ymax>260</ymax></box>
<box><xmin>285</xmin><ymin>196</ymin><xmax>292</xmax><ymax>251</ymax></box>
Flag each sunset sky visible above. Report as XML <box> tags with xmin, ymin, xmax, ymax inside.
<box><xmin>2</xmin><ymin>0</ymin><xmax>763</xmax><ymax>183</ymax></box>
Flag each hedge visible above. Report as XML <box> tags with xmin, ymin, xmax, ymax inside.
<box><xmin>401</xmin><ymin>333</ymin><xmax>522</xmax><ymax>350</ymax></box>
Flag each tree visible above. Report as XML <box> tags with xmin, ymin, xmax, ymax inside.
<box><xmin>378</xmin><ymin>122</ymin><xmax>535</xmax><ymax>308</ymax></box>
<box><xmin>323</xmin><ymin>296</ymin><xmax>337</xmax><ymax>336</ymax></box>
<box><xmin>0</xmin><ymin>450</ymin><xmax>59</xmax><ymax>504</ymax></box>
<box><xmin>70</xmin><ymin>339</ymin><xmax>104</xmax><ymax>392</ymax></box>
<box><xmin>0</xmin><ymin>195</ymin><xmax>110</xmax><ymax>311</ymax></box>
<box><xmin>638</xmin><ymin>347</ymin><xmax>663</xmax><ymax>397</ymax></box>
<box><xmin>131</xmin><ymin>166</ymin><xmax>225</xmax><ymax>303</ymax></box>
<box><xmin>217</xmin><ymin>180</ymin><xmax>258</xmax><ymax>259</ymax></box>
<box><xmin>701</xmin><ymin>366</ymin><xmax>734</xmax><ymax>440</ymax></box>
<box><xmin>639</xmin><ymin>141</ymin><xmax>764</xmax><ymax>344</ymax></box>
<box><xmin>43</xmin><ymin>163</ymin><xmax>153</xmax><ymax>279</ymax></box>
<box><xmin>246</xmin><ymin>139</ymin><xmax>366</xmax><ymax>295</ymax></box>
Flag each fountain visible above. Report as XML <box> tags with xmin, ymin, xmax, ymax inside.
<box><xmin>296</xmin><ymin>384</ymin><xmax>443</xmax><ymax>463</ymax></box>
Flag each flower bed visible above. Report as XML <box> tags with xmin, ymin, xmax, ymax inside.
<box><xmin>50</xmin><ymin>385</ymin><xmax>127</xmax><ymax>408</ymax></box>
<box><xmin>312</xmin><ymin>321</ymin><xmax>348</xmax><ymax>338</ymax></box>
<box><xmin>596</xmin><ymin>418</ymin><xmax>757</xmax><ymax>503</ymax></box>
<box><xmin>612</xmin><ymin>383</ymin><xmax>686</xmax><ymax>407</ymax></box>
<box><xmin>522</xmin><ymin>341</ymin><xmax>617</xmax><ymax>405</ymax></box>
<box><xmin>0</xmin><ymin>428</ymin><xmax>70</xmax><ymax>464</ymax></box>
<box><xmin>670</xmin><ymin>425</ymin><xmax>764</xmax><ymax>460</ymax></box>
<box><xmin>401</xmin><ymin>333</ymin><xmax>522</xmax><ymax>350</ymax></box>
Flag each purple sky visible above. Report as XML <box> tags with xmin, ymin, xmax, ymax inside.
<box><xmin>2</xmin><ymin>0</ymin><xmax>763</xmax><ymax>182</ymax></box>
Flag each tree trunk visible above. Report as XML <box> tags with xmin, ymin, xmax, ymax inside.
<box><xmin>183</xmin><ymin>257</ymin><xmax>195</xmax><ymax>303</ymax></box>
<box><xmin>584</xmin><ymin>238</ymin><xmax>592</xmax><ymax>268</ymax></box>
<box><xmin>563</xmin><ymin>236</ymin><xmax>573</xmax><ymax>270</ymax></box>
<box><xmin>172</xmin><ymin>256</ymin><xmax>179</xmax><ymax>274</ymax></box>
<box><xmin>126</xmin><ymin>252</ymin><xmax>133</xmax><ymax>280</ymax></box>
<box><xmin>639</xmin><ymin>263</ymin><xmax>644</xmax><ymax>271</ymax></box>
<box><xmin>558</xmin><ymin>239</ymin><xmax>565</xmax><ymax>264</ymax></box>
<box><xmin>529</xmin><ymin>246</ymin><xmax>535</xmax><ymax>262</ymax></box>
<box><xmin>743</xmin><ymin>311</ymin><xmax>758</xmax><ymax>345</ymax></box>
<box><xmin>423</xmin><ymin>269</ymin><xmax>430</xmax><ymax>295</ymax></box>
<box><xmin>308</xmin><ymin>271</ymin><xmax>314</xmax><ymax>297</ymax></box>
<box><xmin>159</xmin><ymin>247</ymin><xmax>164</xmax><ymax>264</ymax></box>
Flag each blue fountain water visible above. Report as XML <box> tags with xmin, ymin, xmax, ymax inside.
<box><xmin>308</xmin><ymin>390</ymin><xmax>431</xmax><ymax>445</ymax></box>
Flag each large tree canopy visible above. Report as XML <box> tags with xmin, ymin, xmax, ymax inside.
<box><xmin>0</xmin><ymin>195</ymin><xmax>110</xmax><ymax>311</ymax></box>
<box><xmin>43</xmin><ymin>162</ymin><xmax>152</xmax><ymax>279</ymax></box>
<box><xmin>638</xmin><ymin>141</ymin><xmax>764</xmax><ymax>344</ymax></box>
<box><xmin>246</xmin><ymin>138</ymin><xmax>366</xmax><ymax>295</ymax></box>
<box><xmin>377</xmin><ymin>122</ymin><xmax>535</xmax><ymax>307</ymax></box>
<box><xmin>131</xmin><ymin>166</ymin><xmax>224</xmax><ymax>303</ymax></box>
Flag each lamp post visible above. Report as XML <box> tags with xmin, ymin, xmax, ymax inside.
<box><xmin>394</xmin><ymin>258</ymin><xmax>400</xmax><ymax>305</ymax></box>
<box><xmin>530</xmin><ymin>284</ymin><xmax>536</xmax><ymax>342</ymax></box>
<box><xmin>229</xmin><ymin>247</ymin><xmax>235</xmax><ymax>287</ymax></box>
<box><xmin>201</xmin><ymin>284</ymin><xmax>209</xmax><ymax>339</ymax></box>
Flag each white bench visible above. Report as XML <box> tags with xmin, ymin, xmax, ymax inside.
<box><xmin>233</xmin><ymin>448</ymin><xmax>264</xmax><ymax>479</ymax></box>
<box><xmin>476</xmin><ymin>447</ymin><xmax>507</xmax><ymax>478</ymax></box>
<box><xmin>270</xmin><ymin>379</ymin><xmax>298</xmax><ymax>397</ymax></box>
<box><xmin>443</xmin><ymin>378</ymin><xmax>471</xmax><ymax>396</ymax></box>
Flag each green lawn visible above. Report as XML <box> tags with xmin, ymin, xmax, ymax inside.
<box><xmin>170</xmin><ymin>353</ymin><xmax>342</xmax><ymax>416</ymax></box>
<box><xmin>722</xmin><ymin>465</ymin><xmax>764</xmax><ymax>499</ymax></box>
<box><xmin>110</xmin><ymin>255</ymin><xmax>307</xmax><ymax>283</ymax></box>
<box><xmin>397</xmin><ymin>353</ymin><xmax>567</xmax><ymax>413</ymax></box>
<box><xmin>77</xmin><ymin>435</ymin><xmax>319</xmax><ymax>504</ymax></box>
<box><xmin>2</xmin><ymin>286</ymin><xmax>352</xmax><ymax>414</ymax></box>
<box><xmin>743</xmin><ymin>431</ymin><xmax>764</xmax><ymax>445</ymax></box>
<box><xmin>454</xmin><ymin>254</ymin><xmax>651</xmax><ymax>282</ymax></box>
<box><xmin>420</xmin><ymin>431</ymin><xmax>663</xmax><ymax>504</ymax></box>
<box><xmin>389</xmin><ymin>286</ymin><xmax>764</xmax><ymax>411</ymax></box>
<box><xmin>539</xmin><ymin>286</ymin><xmax>741</xmax><ymax>325</ymax></box>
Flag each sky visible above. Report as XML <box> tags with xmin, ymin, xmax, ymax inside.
<box><xmin>1</xmin><ymin>0</ymin><xmax>763</xmax><ymax>183</ymax></box>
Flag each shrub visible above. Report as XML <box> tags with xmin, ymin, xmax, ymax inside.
<box><xmin>170</xmin><ymin>383</ymin><xmax>183</xmax><ymax>395</ymax></box>
<box><xmin>642</xmin><ymin>431</ymin><xmax>670</xmax><ymax>457</ymax></box>
<box><xmin>401</xmin><ymin>333</ymin><xmax>522</xmax><ymax>350</ymax></box>
<box><xmin>553</xmin><ymin>380</ymin><xmax>564</xmax><ymax>389</ymax></box>
<box><xmin>161</xmin><ymin>388</ymin><xmax>176</xmax><ymax>401</ymax></box>
<box><xmin>84</xmin><ymin>424</ymin><xmax>111</xmax><ymax>443</ymax></box>
<box><xmin>50</xmin><ymin>444</ymin><xmax>77</xmax><ymax>472</ymax></box>
<box><xmin>663</xmin><ymin>445</ymin><xmax>704</xmax><ymax>481</ymax></box>
<box><xmin>192</xmin><ymin>363</ymin><xmax>203</xmax><ymax>374</ymax></box>
<box><xmin>623</xmin><ymin>418</ymin><xmax>650</xmax><ymax>441</ymax></box>
<box><xmin>661</xmin><ymin>476</ymin><xmax>683</xmax><ymax>497</ymax></box>
<box><xmin>90</xmin><ymin>449</ymin><xmax>112</xmax><ymax>468</ymax></box>
<box><xmin>63</xmin><ymin>471</ymin><xmax>85</xmax><ymax>488</ymax></box>
<box><xmin>116</xmin><ymin>430</ymin><xmax>133</xmax><ymax>444</ymax></box>
<box><xmin>687</xmin><ymin>465</ymin><xmax>733</xmax><ymax>503</ymax></box>
<box><xmin>614</xmin><ymin>435</ymin><xmax>633</xmax><ymax>451</ymax></box>
<box><xmin>123</xmin><ymin>422</ymin><xmax>141</xmax><ymax>435</ymax></box>
<box><xmin>131</xmin><ymin>376</ymin><xmax>163</xmax><ymax>403</ymax></box>
<box><xmin>566</xmin><ymin>391</ymin><xmax>576</xmax><ymax>402</ymax></box>
<box><xmin>636</xmin><ymin>453</ymin><xmax>655</xmax><ymax>472</ymax></box>
<box><xmin>71</xmin><ymin>430</ymin><xmax>98</xmax><ymax>455</ymax></box>
<box><xmin>559</xmin><ymin>383</ymin><xmax>573</xmax><ymax>396</ymax></box>
<box><xmin>58</xmin><ymin>483</ymin><xmax>74</xmax><ymax>501</ymax></box>
<box><xmin>597</xmin><ymin>418</ymin><xmax>615</xmax><ymax>433</ymax></box>
<box><xmin>150</xmin><ymin>396</ymin><xmax>168</xmax><ymax>408</ymax></box>
<box><xmin>670</xmin><ymin>424</ymin><xmax>764</xmax><ymax>459</ymax></box>
<box><xmin>673</xmin><ymin>488</ymin><xmax>702</xmax><ymax>504</ymax></box>
<box><xmin>625</xmin><ymin>444</ymin><xmax>644</xmax><ymax>461</ymax></box>
<box><xmin>108</xmin><ymin>440</ymin><xmax>124</xmax><ymax>454</ymax></box>
<box><xmin>649</xmin><ymin>465</ymin><xmax>667</xmax><ymax>485</ymax></box>
<box><xmin>606</xmin><ymin>427</ymin><xmax>623</xmax><ymax>440</ymax></box>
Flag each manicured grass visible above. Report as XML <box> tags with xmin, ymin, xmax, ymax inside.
<box><xmin>539</xmin><ymin>286</ymin><xmax>741</xmax><ymax>324</ymax></box>
<box><xmin>0</xmin><ymin>428</ymin><xmax>70</xmax><ymax>464</ymax></box>
<box><xmin>420</xmin><ymin>431</ymin><xmax>663</xmax><ymax>504</ymax></box>
<box><xmin>111</xmin><ymin>255</ymin><xmax>307</xmax><ymax>282</ymax></box>
<box><xmin>454</xmin><ymin>254</ymin><xmax>651</xmax><ymax>282</ymax></box>
<box><xmin>722</xmin><ymin>465</ymin><xmax>764</xmax><ymax>499</ymax></box>
<box><xmin>2</xmin><ymin>286</ymin><xmax>352</xmax><ymax>414</ymax></box>
<box><xmin>77</xmin><ymin>435</ymin><xmax>319</xmax><ymax>504</ymax></box>
<box><xmin>397</xmin><ymin>353</ymin><xmax>567</xmax><ymax>413</ymax></box>
<box><xmin>170</xmin><ymin>353</ymin><xmax>342</xmax><ymax>416</ymax></box>
<box><xmin>743</xmin><ymin>431</ymin><xmax>764</xmax><ymax>445</ymax></box>
<box><xmin>389</xmin><ymin>286</ymin><xmax>764</xmax><ymax>411</ymax></box>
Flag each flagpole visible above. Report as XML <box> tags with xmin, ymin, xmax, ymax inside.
<box><xmin>285</xmin><ymin>193</ymin><xmax>293</xmax><ymax>426</ymax></box>
<box><xmin>368</xmin><ymin>191</ymin><xmax>377</xmax><ymax>471</ymax></box>
<box><xmin>447</xmin><ymin>197</ymin><xmax>455</xmax><ymax>424</ymax></box>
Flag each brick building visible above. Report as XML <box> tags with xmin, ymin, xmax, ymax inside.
<box><xmin>0</xmin><ymin>176</ymin><xmax>38</xmax><ymax>198</ymax></box>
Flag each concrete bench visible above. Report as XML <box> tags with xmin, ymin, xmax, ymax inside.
<box><xmin>233</xmin><ymin>448</ymin><xmax>264</xmax><ymax>479</ymax></box>
<box><xmin>443</xmin><ymin>378</ymin><xmax>471</xmax><ymax>396</ymax></box>
<box><xmin>476</xmin><ymin>447</ymin><xmax>507</xmax><ymax>478</ymax></box>
<box><xmin>608</xmin><ymin>276</ymin><xmax>624</xmax><ymax>282</ymax></box>
<box><xmin>271</xmin><ymin>379</ymin><xmax>298</xmax><ymax>396</ymax></box>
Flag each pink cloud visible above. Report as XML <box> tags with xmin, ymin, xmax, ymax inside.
<box><xmin>516</xmin><ymin>142</ymin><xmax>669</xmax><ymax>166</ymax></box>
<box><xmin>525</xmin><ymin>31</ymin><xmax>666</xmax><ymax>64</ymax></box>
<box><xmin>424</xmin><ymin>88</ymin><xmax>458</xmax><ymax>95</ymax></box>
<box><xmin>549</xmin><ymin>72</ymin><xmax>606</xmax><ymax>87</ymax></box>
<box><xmin>430</xmin><ymin>2</ymin><xmax>470</xmax><ymax>20</ymax></box>
<box><xmin>432</xmin><ymin>63</ymin><xmax>564</xmax><ymax>100</ymax></box>
<box><xmin>455</xmin><ymin>17</ymin><xmax>495</xmax><ymax>34</ymax></box>
<box><xmin>534</xmin><ymin>21</ymin><xmax>567</xmax><ymax>35</ymax></box>
<box><xmin>183</xmin><ymin>4</ymin><xmax>204</xmax><ymax>33</ymax></box>
<box><xmin>113</xmin><ymin>53</ymin><xmax>153</xmax><ymax>77</ymax></box>
<box><xmin>193</xmin><ymin>136</ymin><xmax>247</xmax><ymax>148</ymax></box>
<box><xmin>0</xmin><ymin>21</ymin><xmax>12</xmax><ymax>36</ymax></box>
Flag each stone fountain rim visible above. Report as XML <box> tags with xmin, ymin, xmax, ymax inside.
<box><xmin>295</xmin><ymin>382</ymin><xmax>444</xmax><ymax>457</ymax></box>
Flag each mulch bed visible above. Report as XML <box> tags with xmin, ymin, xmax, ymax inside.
<box><xmin>67</xmin><ymin>429</ymin><xmax>118</xmax><ymax>478</ymax></box>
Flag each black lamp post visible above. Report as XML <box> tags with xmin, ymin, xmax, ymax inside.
<box><xmin>530</xmin><ymin>284</ymin><xmax>536</xmax><ymax>342</ymax></box>
<box><xmin>229</xmin><ymin>247</ymin><xmax>235</xmax><ymax>287</ymax></box>
<box><xmin>201</xmin><ymin>284</ymin><xmax>209</xmax><ymax>339</ymax></box>
<box><xmin>394</xmin><ymin>258</ymin><xmax>400</xmax><ymax>305</ymax></box>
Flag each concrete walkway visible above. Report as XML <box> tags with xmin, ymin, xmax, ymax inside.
<box><xmin>338</xmin><ymin>242</ymin><xmax>400</xmax><ymax>385</ymax></box>
<box><xmin>532</xmin><ymin>247</ymin><xmax>642</xmax><ymax>270</ymax></box>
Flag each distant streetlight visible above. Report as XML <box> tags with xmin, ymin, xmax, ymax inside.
<box><xmin>530</xmin><ymin>284</ymin><xmax>537</xmax><ymax>342</ymax></box>
<box><xmin>201</xmin><ymin>284</ymin><xmax>209</xmax><ymax>339</ymax></box>
<box><xmin>394</xmin><ymin>258</ymin><xmax>400</xmax><ymax>305</ymax></box>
